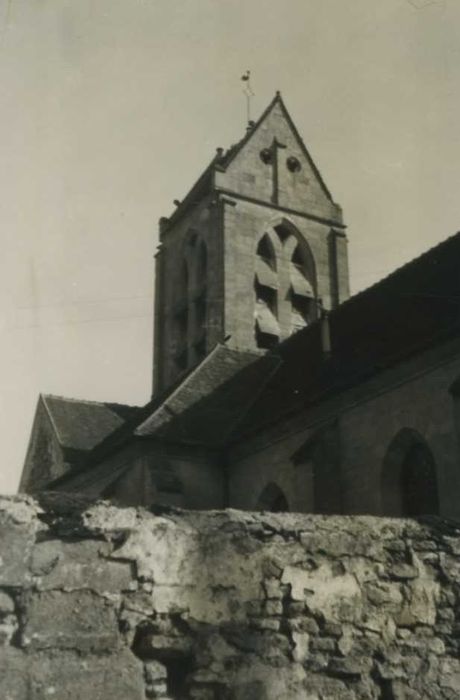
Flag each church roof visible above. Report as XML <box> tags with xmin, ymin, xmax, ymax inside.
<box><xmin>135</xmin><ymin>344</ymin><xmax>280</xmax><ymax>446</ymax></box>
<box><xmin>41</xmin><ymin>394</ymin><xmax>140</xmax><ymax>454</ymax></box>
<box><xmin>46</xmin><ymin>345</ymin><xmax>272</xmax><ymax>487</ymax></box>
<box><xmin>233</xmin><ymin>231</ymin><xmax>460</xmax><ymax>439</ymax></box>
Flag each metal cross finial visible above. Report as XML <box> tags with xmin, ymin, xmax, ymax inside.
<box><xmin>241</xmin><ymin>70</ymin><xmax>255</xmax><ymax>125</ymax></box>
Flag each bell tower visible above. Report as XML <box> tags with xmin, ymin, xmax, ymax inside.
<box><xmin>152</xmin><ymin>93</ymin><xmax>349</xmax><ymax>395</ymax></box>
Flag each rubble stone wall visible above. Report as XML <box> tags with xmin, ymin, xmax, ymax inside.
<box><xmin>1</xmin><ymin>494</ymin><xmax>460</xmax><ymax>699</ymax></box>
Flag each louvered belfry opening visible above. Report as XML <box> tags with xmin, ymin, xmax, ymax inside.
<box><xmin>254</xmin><ymin>224</ymin><xmax>316</xmax><ymax>349</ymax></box>
<box><xmin>254</xmin><ymin>234</ymin><xmax>279</xmax><ymax>349</ymax></box>
<box><xmin>289</xmin><ymin>242</ymin><xmax>315</xmax><ymax>333</ymax></box>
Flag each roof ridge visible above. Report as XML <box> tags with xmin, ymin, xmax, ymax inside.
<box><xmin>42</xmin><ymin>393</ymin><xmax>137</xmax><ymax>409</ymax></box>
<box><xmin>40</xmin><ymin>394</ymin><xmax>63</xmax><ymax>445</ymax></box>
<box><xmin>217</xmin><ymin>92</ymin><xmax>281</xmax><ymax>169</ymax></box>
<box><xmin>136</xmin><ymin>342</ymin><xmax>227</xmax><ymax>435</ymax></box>
<box><xmin>343</xmin><ymin>230</ymin><xmax>460</xmax><ymax>309</ymax></box>
<box><xmin>42</xmin><ymin>393</ymin><xmax>107</xmax><ymax>407</ymax></box>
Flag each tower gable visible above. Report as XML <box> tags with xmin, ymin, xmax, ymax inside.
<box><xmin>215</xmin><ymin>94</ymin><xmax>342</xmax><ymax>225</ymax></box>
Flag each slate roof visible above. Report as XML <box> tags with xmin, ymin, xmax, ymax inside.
<box><xmin>42</xmin><ymin>394</ymin><xmax>140</xmax><ymax>454</ymax></box>
<box><xmin>233</xmin><ymin>231</ymin><xmax>460</xmax><ymax>439</ymax></box>
<box><xmin>47</xmin><ymin>345</ymin><xmax>271</xmax><ymax>487</ymax></box>
<box><xmin>135</xmin><ymin>345</ymin><xmax>280</xmax><ymax>446</ymax></box>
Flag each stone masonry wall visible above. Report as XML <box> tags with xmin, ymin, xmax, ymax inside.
<box><xmin>2</xmin><ymin>494</ymin><xmax>460</xmax><ymax>699</ymax></box>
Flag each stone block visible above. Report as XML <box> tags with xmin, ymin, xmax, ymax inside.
<box><xmin>0</xmin><ymin>613</ymin><xmax>18</xmax><ymax>645</ymax></box>
<box><xmin>250</xmin><ymin>618</ymin><xmax>280</xmax><ymax>632</ymax></box>
<box><xmin>0</xmin><ymin>522</ymin><xmax>34</xmax><ymax>587</ymax></box>
<box><xmin>21</xmin><ymin>590</ymin><xmax>119</xmax><ymax>651</ymax></box>
<box><xmin>134</xmin><ymin>631</ymin><xmax>193</xmax><ymax>659</ymax></box>
<box><xmin>145</xmin><ymin>659</ymin><xmax>168</xmax><ymax>682</ymax></box>
<box><xmin>365</xmin><ymin>581</ymin><xmax>403</xmax><ymax>607</ymax></box>
<box><xmin>327</xmin><ymin>655</ymin><xmax>371</xmax><ymax>678</ymax></box>
<box><xmin>263</xmin><ymin>578</ymin><xmax>283</xmax><ymax>599</ymax></box>
<box><xmin>28</xmin><ymin>650</ymin><xmax>145</xmax><ymax>700</ymax></box>
<box><xmin>31</xmin><ymin>539</ymin><xmax>134</xmax><ymax>592</ymax></box>
<box><xmin>388</xmin><ymin>564</ymin><xmax>418</xmax><ymax>581</ymax></box>
<box><xmin>396</xmin><ymin>579</ymin><xmax>439</xmax><ymax>627</ymax></box>
<box><xmin>0</xmin><ymin>647</ymin><xmax>28</xmax><ymax>700</ymax></box>
<box><xmin>264</xmin><ymin>600</ymin><xmax>283</xmax><ymax>616</ymax></box>
<box><xmin>0</xmin><ymin>590</ymin><xmax>15</xmax><ymax>614</ymax></box>
<box><xmin>291</xmin><ymin>632</ymin><xmax>309</xmax><ymax>662</ymax></box>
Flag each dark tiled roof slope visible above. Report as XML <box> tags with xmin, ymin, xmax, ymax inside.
<box><xmin>136</xmin><ymin>345</ymin><xmax>280</xmax><ymax>446</ymax></box>
<box><xmin>48</xmin><ymin>346</ymin><xmax>270</xmax><ymax>488</ymax></box>
<box><xmin>42</xmin><ymin>395</ymin><xmax>140</xmax><ymax>453</ymax></box>
<box><xmin>234</xmin><ymin>232</ymin><xmax>460</xmax><ymax>439</ymax></box>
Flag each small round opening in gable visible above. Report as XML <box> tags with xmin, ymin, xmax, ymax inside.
<box><xmin>286</xmin><ymin>156</ymin><xmax>301</xmax><ymax>172</ymax></box>
<box><xmin>260</xmin><ymin>148</ymin><xmax>272</xmax><ymax>164</ymax></box>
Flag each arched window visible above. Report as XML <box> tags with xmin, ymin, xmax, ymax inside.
<box><xmin>291</xmin><ymin>423</ymin><xmax>342</xmax><ymax>514</ymax></box>
<box><xmin>273</xmin><ymin>223</ymin><xmax>291</xmax><ymax>243</ymax></box>
<box><xmin>253</xmin><ymin>221</ymin><xmax>317</xmax><ymax>347</ymax></box>
<box><xmin>257</xmin><ymin>234</ymin><xmax>276</xmax><ymax>270</ymax></box>
<box><xmin>289</xmin><ymin>243</ymin><xmax>315</xmax><ymax>334</ymax></box>
<box><xmin>254</xmin><ymin>233</ymin><xmax>279</xmax><ymax>349</ymax></box>
<box><xmin>381</xmin><ymin>429</ymin><xmax>439</xmax><ymax>516</ymax></box>
<box><xmin>256</xmin><ymin>482</ymin><xmax>289</xmax><ymax>512</ymax></box>
<box><xmin>151</xmin><ymin>459</ymin><xmax>184</xmax><ymax>508</ymax></box>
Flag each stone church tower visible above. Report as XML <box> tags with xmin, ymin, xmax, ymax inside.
<box><xmin>152</xmin><ymin>93</ymin><xmax>349</xmax><ymax>394</ymax></box>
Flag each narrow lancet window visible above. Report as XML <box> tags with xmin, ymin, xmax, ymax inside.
<box><xmin>254</xmin><ymin>234</ymin><xmax>279</xmax><ymax>349</ymax></box>
<box><xmin>289</xmin><ymin>243</ymin><xmax>314</xmax><ymax>334</ymax></box>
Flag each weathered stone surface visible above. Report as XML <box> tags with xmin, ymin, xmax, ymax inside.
<box><xmin>0</xmin><ymin>590</ymin><xmax>15</xmax><ymax>613</ymax></box>
<box><xmin>28</xmin><ymin>650</ymin><xmax>145</xmax><ymax>700</ymax></box>
<box><xmin>31</xmin><ymin>538</ymin><xmax>134</xmax><ymax>593</ymax></box>
<box><xmin>21</xmin><ymin>590</ymin><xmax>119</xmax><ymax>651</ymax></box>
<box><xmin>0</xmin><ymin>647</ymin><xmax>28</xmax><ymax>700</ymax></box>
<box><xmin>0</xmin><ymin>522</ymin><xmax>35</xmax><ymax>587</ymax></box>
<box><xmin>281</xmin><ymin>562</ymin><xmax>362</xmax><ymax>622</ymax></box>
<box><xmin>0</xmin><ymin>495</ymin><xmax>460</xmax><ymax>699</ymax></box>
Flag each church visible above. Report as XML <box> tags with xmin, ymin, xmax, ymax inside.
<box><xmin>20</xmin><ymin>93</ymin><xmax>460</xmax><ymax>519</ymax></box>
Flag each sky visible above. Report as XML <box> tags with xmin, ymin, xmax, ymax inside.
<box><xmin>1</xmin><ymin>0</ymin><xmax>460</xmax><ymax>492</ymax></box>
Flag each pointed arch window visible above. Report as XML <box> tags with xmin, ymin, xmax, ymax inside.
<box><xmin>256</xmin><ymin>482</ymin><xmax>289</xmax><ymax>512</ymax></box>
<box><xmin>289</xmin><ymin>243</ymin><xmax>315</xmax><ymax>334</ymax></box>
<box><xmin>253</xmin><ymin>223</ymin><xmax>317</xmax><ymax>347</ymax></box>
<box><xmin>382</xmin><ymin>429</ymin><xmax>439</xmax><ymax>516</ymax></box>
<box><xmin>255</xmin><ymin>234</ymin><xmax>277</xmax><ymax>290</ymax></box>
<box><xmin>257</xmin><ymin>234</ymin><xmax>276</xmax><ymax>269</ymax></box>
<box><xmin>254</xmin><ymin>233</ymin><xmax>279</xmax><ymax>349</ymax></box>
